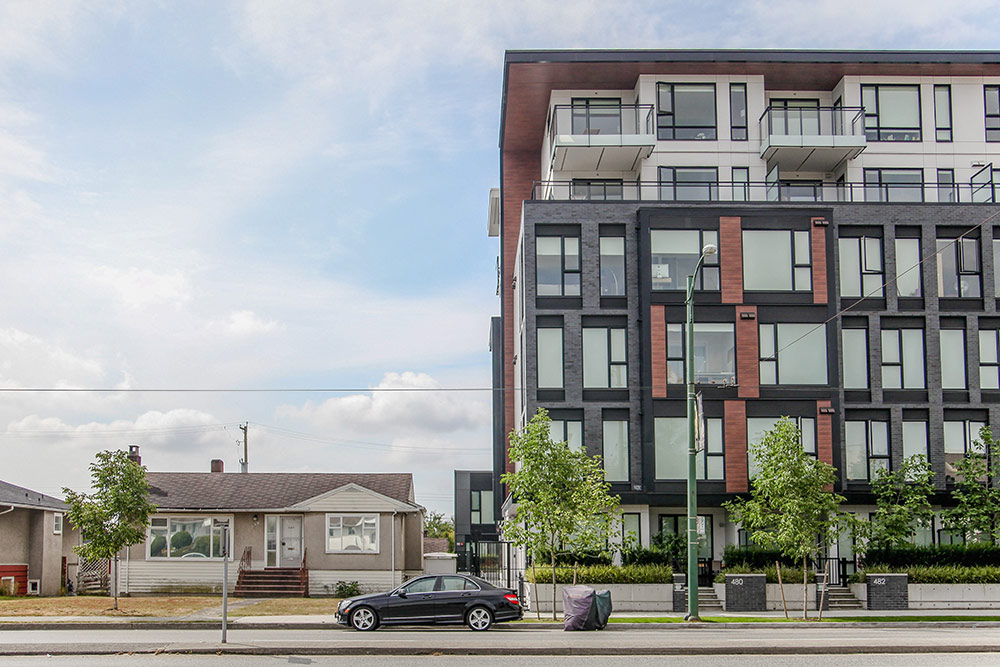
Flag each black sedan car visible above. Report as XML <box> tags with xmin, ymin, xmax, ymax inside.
<box><xmin>336</xmin><ymin>573</ymin><xmax>522</xmax><ymax>631</ymax></box>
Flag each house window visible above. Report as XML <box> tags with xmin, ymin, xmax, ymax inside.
<box><xmin>864</xmin><ymin>168</ymin><xmax>923</xmax><ymax>202</ymax></box>
<box><xmin>986</xmin><ymin>86</ymin><xmax>1000</xmax><ymax>142</ymax></box>
<box><xmin>664</xmin><ymin>323</ymin><xmax>735</xmax><ymax>385</ymax></box>
<box><xmin>777</xmin><ymin>180</ymin><xmax>822</xmax><ymax>202</ymax></box>
<box><xmin>326</xmin><ymin>515</ymin><xmax>378</xmax><ymax>553</ymax></box>
<box><xmin>571</xmin><ymin>97</ymin><xmax>622</xmax><ymax>135</ymax></box>
<box><xmin>732</xmin><ymin>167</ymin><xmax>749</xmax><ymax>201</ymax></box>
<box><xmin>769</xmin><ymin>98</ymin><xmax>820</xmax><ymax>135</ymax></box>
<box><xmin>881</xmin><ymin>328</ymin><xmax>925</xmax><ymax>389</ymax></box>
<box><xmin>471</xmin><ymin>490</ymin><xmax>494</xmax><ymax>525</ymax></box>
<box><xmin>53</xmin><ymin>513</ymin><xmax>63</xmax><ymax>535</ymax></box>
<box><xmin>902</xmin><ymin>421</ymin><xmax>929</xmax><ymax>460</ymax></box>
<box><xmin>861</xmin><ymin>84</ymin><xmax>921</xmax><ymax>141</ymax></box>
<box><xmin>730</xmin><ymin>83</ymin><xmax>748</xmax><ymax>140</ymax></box>
<box><xmin>842</xmin><ymin>328</ymin><xmax>869</xmax><ymax>389</ymax></box>
<box><xmin>650</xmin><ymin>229</ymin><xmax>719</xmax><ymax>291</ymax></box>
<box><xmin>845</xmin><ymin>420</ymin><xmax>890</xmax><ymax>481</ymax></box>
<box><xmin>937</xmin><ymin>169</ymin><xmax>957</xmax><ymax>203</ymax></box>
<box><xmin>658</xmin><ymin>514</ymin><xmax>712</xmax><ymax>559</ymax></box>
<box><xmin>758</xmin><ymin>323</ymin><xmax>828</xmax><ymax>385</ymax></box>
<box><xmin>147</xmin><ymin>516</ymin><xmax>231</xmax><ymax>559</ymax></box>
<box><xmin>979</xmin><ymin>330</ymin><xmax>1000</xmax><ymax>390</ymax></box>
<box><xmin>934</xmin><ymin>85</ymin><xmax>952</xmax><ymax>142</ymax></box>
<box><xmin>536</xmin><ymin>327</ymin><xmax>564</xmax><ymax>389</ymax></box>
<box><xmin>940</xmin><ymin>329</ymin><xmax>967</xmax><ymax>389</ymax></box>
<box><xmin>943</xmin><ymin>420</ymin><xmax>987</xmax><ymax>481</ymax></box>
<box><xmin>742</xmin><ymin>230</ymin><xmax>811</xmax><ymax>291</ymax></box>
<box><xmin>838</xmin><ymin>236</ymin><xmax>884</xmax><ymax>298</ymax></box>
<box><xmin>583</xmin><ymin>327</ymin><xmax>627</xmax><ymax>388</ymax></box>
<box><xmin>658</xmin><ymin>167</ymin><xmax>719</xmax><ymax>201</ymax></box>
<box><xmin>747</xmin><ymin>416</ymin><xmax>816</xmax><ymax>477</ymax></box>
<box><xmin>895</xmin><ymin>237</ymin><xmax>923</xmax><ymax>297</ymax></box>
<box><xmin>621</xmin><ymin>513</ymin><xmax>641</xmax><ymax>545</ymax></box>
<box><xmin>602</xmin><ymin>419</ymin><xmax>629</xmax><ymax>482</ymax></box>
<box><xmin>936</xmin><ymin>236</ymin><xmax>981</xmax><ymax>298</ymax></box>
<box><xmin>600</xmin><ymin>237</ymin><xmax>626</xmax><ymax>296</ymax></box>
<box><xmin>655</xmin><ymin>416</ymin><xmax>725</xmax><ymax>480</ymax></box>
<box><xmin>549</xmin><ymin>419</ymin><xmax>583</xmax><ymax>451</ymax></box>
<box><xmin>536</xmin><ymin>236</ymin><xmax>580</xmax><ymax>296</ymax></box>
<box><xmin>572</xmin><ymin>179</ymin><xmax>624</xmax><ymax>201</ymax></box>
<box><xmin>656</xmin><ymin>83</ymin><xmax>717</xmax><ymax>140</ymax></box>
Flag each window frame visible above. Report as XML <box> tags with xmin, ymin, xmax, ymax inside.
<box><xmin>838</xmin><ymin>235</ymin><xmax>884</xmax><ymax>298</ymax></box>
<box><xmin>326</xmin><ymin>513</ymin><xmax>380</xmax><ymax>554</ymax></box>
<box><xmin>742</xmin><ymin>229</ymin><xmax>812</xmax><ymax>292</ymax></box>
<box><xmin>880</xmin><ymin>327</ymin><xmax>926</xmax><ymax>389</ymax></box>
<box><xmin>895</xmin><ymin>236</ymin><xmax>923</xmax><ymax>298</ymax></box>
<box><xmin>53</xmin><ymin>512</ymin><xmax>63</xmax><ymax>535</ymax></box>
<box><xmin>570</xmin><ymin>97</ymin><xmax>623</xmax><ymax>135</ymax></box>
<box><xmin>654</xmin><ymin>415</ymin><xmax>725</xmax><ymax>481</ymax></box>
<box><xmin>536</xmin><ymin>326</ymin><xmax>564</xmax><ymax>389</ymax></box>
<box><xmin>535</xmin><ymin>235</ymin><xmax>581</xmax><ymax>297</ymax></box>
<box><xmin>940</xmin><ymin>328</ymin><xmax>968</xmax><ymax>390</ymax></box>
<box><xmin>979</xmin><ymin>329</ymin><xmax>1000</xmax><ymax>390</ymax></box>
<box><xmin>937</xmin><ymin>168</ymin><xmax>957</xmax><ymax>203</ymax></box>
<box><xmin>842</xmin><ymin>327</ymin><xmax>870</xmax><ymax>389</ymax></box>
<box><xmin>730</xmin><ymin>83</ymin><xmax>748</xmax><ymax>140</ymax></box>
<box><xmin>656</xmin><ymin>83</ymin><xmax>718</xmax><ymax>140</ymax></box>
<box><xmin>758</xmin><ymin>322</ymin><xmax>828</xmax><ymax>385</ymax></box>
<box><xmin>658</xmin><ymin>166</ymin><xmax>719</xmax><ymax>201</ymax></box>
<box><xmin>146</xmin><ymin>514</ymin><xmax>234</xmax><ymax>561</ymax></box>
<box><xmin>747</xmin><ymin>416</ymin><xmax>817</xmax><ymax>478</ymax></box>
<box><xmin>650</xmin><ymin>228</ymin><xmax>719</xmax><ymax>291</ymax></box>
<box><xmin>861</xmin><ymin>84</ymin><xmax>922</xmax><ymax>142</ymax></box>
<box><xmin>844</xmin><ymin>419</ymin><xmax>890</xmax><ymax>482</ymax></box>
<box><xmin>602</xmin><ymin>419</ymin><xmax>630</xmax><ymax>483</ymax></box>
<box><xmin>599</xmin><ymin>236</ymin><xmax>626</xmax><ymax>296</ymax></box>
<box><xmin>864</xmin><ymin>168</ymin><xmax>924</xmax><ymax>202</ymax></box>
<box><xmin>470</xmin><ymin>490</ymin><xmax>494</xmax><ymax>526</ymax></box>
<box><xmin>985</xmin><ymin>85</ymin><xmax>1000</xmax><ymax>142</ymax></box>
<box><xmin>582</xmin><ymin>326</ymin><xmax>628</xmax><ymax>389</ymax></box>
<box><xmin>664</xmin><ymin>322</ymin><xmax>736</xmax><ymax>386</ymax></box>
<box><xmin>571</xmin><ymin>179</ymin><xmax>624</xmax><ymax>201</ymax></box>
<box><xmin>936</xmin><ymin>236</ymin><xmax>981</xmax><ymax>298</ymax></box>
<box><xmin>549</xmin><ymin>419</ymin><xmax>583</xmax><ymax>452</ymax></box>
<box><xmin>934</xmin><ymin>85</ymin><xmax>953</xmax><ymax>142</ymax></box>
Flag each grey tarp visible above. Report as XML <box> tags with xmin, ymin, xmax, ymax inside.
<box><xmin>562</xmin><ymin>585</ymin><xmax>612</xmax><ymax>630</ymax></box>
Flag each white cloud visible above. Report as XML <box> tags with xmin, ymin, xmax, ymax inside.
<box><xmin>211</xmin><ymin>310</ymin><xmax>285</xmax><ymax>337</ymax></box>
<box><xmin>0</xmin><ymin>328</ymin><xmax>104</xmax><ymax>388</ymax></box>
<box><xmin>89</xmin><ymin>266</ymin><xmax>191</xmax><ymax>310</ymax></box>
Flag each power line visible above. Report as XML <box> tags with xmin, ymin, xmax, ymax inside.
<box><xmin>252</xmin><ymin>422</ymin><xmax>490</xmax><ymax>454</ymax></box>
<box><xmin>0</xmin><ymin>387</ymin><xmax>497</xmax><ymax>393</ymax></box>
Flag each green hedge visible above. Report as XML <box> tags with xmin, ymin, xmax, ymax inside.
<box><xmin>525</xmin><ymin>564</ymin><xmax>673</xmax><ymax>584</ymax></box>
<box><xmin>722</xmin><ymin>545</ymin><xmax>804</xmax><ymax>569</ymax></box>
<box><xmin>852</xmin><ymin>564</ymin><xmax>1000</xmax><ymax>584</ymax></box>
<box><xmin>863</xmin><ymin>544</ymin><xmax>1000</xmax><ymax>568</ymax></box>
<box><xmin>532</xmin><ymin>550</ymin><xmax>613</xmax><ymax>567</ymax></box>
<box><xmin>621</xmin><ymin>548</ymin><xmax>675</xmax><ymax>567</ymax></box>
<box><xmin>714</xmin><ymin>564</ymin><xmax>815</xmax><ymax>584</ymax></box>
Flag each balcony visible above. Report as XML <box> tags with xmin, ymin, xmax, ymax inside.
<box><xmin>759</xmin><ymin>106</ymin><xmax>866</xmax><ymax>172</ymax></box>
<box><xmin>548</xmin><ymin>104</ymin><xmax>655</xmax><ymax>172</ymax></box>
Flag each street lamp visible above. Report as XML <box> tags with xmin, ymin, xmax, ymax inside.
<box><xmin>685</xmin><ymin>243</ymin><xmax>717</xmax><ymax>622</ymax></box>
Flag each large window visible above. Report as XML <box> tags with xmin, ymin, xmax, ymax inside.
<box><xmin>656</xmin><ymin>83</ymin><xmax>717</xmax><ymax>140</ymax></box>
<box><xmin>862</xmin><ymin>84</ymin><xmax>921</xmax><ymax>141</ymax></box>
<box><xmin>664</xmin><ymin>323</ymin><xmax>735</xmax><ymax>385</ymax></box>
<box><xmin>600</xmin><ymin>237</ymin><xmax>626</xmax><ymax>296</ymax></box>
<box><xmin>572</xmin><ymin>179</ymin><xmax>624</xmax><ymax>201</ymax></box>
<box><xmin>747</xmin><ymin>416</ymin><xmax>816</xmax><ymax>477</ymax></box>
<box><xmin>940</xmin><ymin>329</ymin><xmax>967</xmax><ymax>389</ymax></box>
<box><xmin>471</xmin><ymin>490</ymin><xmax>494</xmax><ymax>525</ymax></box>
<box><xmin>650</xmin><ymin>229</ymin><xmax>719</xmax><ymax>291</ymax></box>
<box><xmin>549</xmin><ymin>419</ymin><xmax>583</xmax><ymax>451</ymax></box>
<box><xmin>655</xmin><ymin>416</ymin><xmax>724</xmax><ymax>480</ymax></box>
<box><xmin>603</xmin><ymin>420</ymin><xmax>629</xmax><ymax>482</ymax></box>
<box><xmin>839</xmin><ymin>236</ymin><xmax>884</xmax><ymax>298</ymax></box>
<box><xmin>842</xmin><ymin>328</ymin><xmax>870</xmax><ymax>389</ymax></box>
<box><xmin>944</xmin><ymin>420</ymin><xmax>987</xmax><ymax>481</ymax></box>
<box><xmin>980</xmin><ymin>329</ymin><xmax>1000</xmax><ymax>390</ymax></box>
<box><xmin>864</xmin><ymin>168</ymin><xmax>923</xmax><ymax>202</ymax></box>
<box><xmin>881</xmin><ymin>328</ymin><xmax>925</xmax><ymax>389</ymax></box>
<box><xmin>536</xmin><ymin>236</ymin><xmax>580</xmax><ymax>296</ymax></box>
<box><xmin>621</xmin><ymin>513</ymin><xmax>641</xmax><ymax>545</ymax></box>
<box><xmin>536</xmin><ymin>327</ymin><xmax>563</xmax><ymax>389</ymax></box>
<box><xmin>148</xmin><ymin>516</ymin><xmax>231</xmax><ymax>559</ymax></box>
<box><xmin>583</xmin><ymin>327</ymin><xmax>627</xmax><ymax>388</ymax></box>
<box><xmin>327</xmin><ymin>515</ymin><xmax>378</xmax><ymax>553</ymax></box>
<box><xmin>937</xmin><ymin>169</ymin><xmax>957</xmax><ymax>203</ymax></box>
<box><xmin>845</xmin><ymin>420</ymin><xmax>890</xmax><ymax>481</ymax></box>
<box><xmin>759</xmin><ymin>323</ymin><xmax>828</xmax><ymax>385</ymax></box>
<box><xmin>934</xmin><ymin>85</ymin><xmax>952</xmax><ymax>142</ymax></box>
<box><xmin>936</xmin><ymin>237</ymin><xmax>981</xmax><ymax>298</ymax></box>
<box><xmin>902</xmin><ymin>421</ymin><xmax>929</xmax><ymax>460</ymax></box>
<box><xmin>571</xmin><ymin>97</ymin><xmax>622</xmax><ymax>135</ymax></box>
<box><xmin>895</xmin><ymin>237</ymin><xmax>923</xmax><ymax>297</ymax></box>
<box><xmin>730</xmin><ymin>83</ymin><xmax>748</xmax><ymax>140</ymax></box>
<box><xmin>658</xmin><ymin>167</ymin><xmax>719</xmax><ymax>201</ymax></box>
<box><xmin>986</xmin><ymin>86</ymin><xmax>1000</xmax><ymax>142</ymax></box>
<box><xmin>743</xmin><ymin>230</ymin><xmax>811</xmax><ymax>291</ymax></box>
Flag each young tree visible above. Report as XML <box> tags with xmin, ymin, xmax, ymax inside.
<box><xmin>724</xmin><ymin>418</ymin><xmax>845</xmax><ymax>620</ymax></box>
<box><xmin>863</xmin><ymin>455</ymin><xmax>935</xmax><ymax>551</ymax></box>
<box><xmin>501</xmin><ymin>409</ymin><xmax>620</xmax><ymax>620</ymax></box>
<box><xmin>941</xmin><ymin>426</ymin><xmax>1000</xmax><ymax>543</ymax></box>
<box><xmin>423</xmin><ymin>511</ymin><xmax>456</xmax><ymax>552</ymax></box>
<box><xmin>63</xmin><ymin>449</ymin><xmax>157</xmax><ymax>609</ymax></box>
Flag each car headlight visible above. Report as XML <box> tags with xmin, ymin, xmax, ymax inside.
<box><xmin>339</xmin><ymin>599</ymin><xmax>352</xmax><ymax>611</ymax></box>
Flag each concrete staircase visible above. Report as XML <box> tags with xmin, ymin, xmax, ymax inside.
<box><xmin>234</xmin><ymin>567</ymin><xmax>308</xmax><ymax>597</ymax></box>
<box><xmin>822</xmin><ymin>585</ymin><xmax>863</xmax><ymax>610</ymax></box>
<box><xmin>698</xmin><ymin>586</ymin><xmax>723</xmax><ymax>612</ymax></box>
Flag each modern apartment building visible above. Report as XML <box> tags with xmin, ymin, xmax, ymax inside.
<box><xmin>487</xmin><ymin>50</ymin><xmax>1000</xmax><ymax>575</ymax></box>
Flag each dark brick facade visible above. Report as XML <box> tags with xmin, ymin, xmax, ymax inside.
<box><xmin>866</xmin><ymin>573</ymin><xmax>909</xmax><ymax>610</ymax></box>
<box><xmin>725</xmin><ymin>573</ymin><xmax>766</xmax><ymax>611</ymax></box>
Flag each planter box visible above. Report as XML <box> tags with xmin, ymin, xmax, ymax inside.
<box><xmin>725</xmin><ymin>574</ymin><xmax>765</xmax><ymax>611</ymax></box>
<box><xmin>765</xmin><ymin>583</ymin><xmax>818</xmax><ymax>611</ymax></box>
<box><xmin>908</xmin><ymin>584</ymin><xmax>1000</xmax><ymax>609</ymax></box>
<box><xmin>528</xmin><ymin>582</ymin><xmax>673</xmax><ymax>612</ymax></box>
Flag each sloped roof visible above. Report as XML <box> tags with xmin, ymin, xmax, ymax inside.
<box><xmin>145</xmin><ymin>472</ymin><xmax>416</xmax><ymax>511</ymax></box>
<box><xmin>0</xmin><ymin>480</ymin><xmax>68</xmax><ymax>511</ymax></box>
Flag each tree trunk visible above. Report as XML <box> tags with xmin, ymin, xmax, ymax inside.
<box><xmin>801</xmin><ymin>556</ymin><xmax>808</xmax><ymax>621</ymax></box>
<box><xmin>113</xmin><ymin>556</ymin><xmax>119</xmax><ymax>611</ymax></box>
<box><xmin>550</xmin><ymin>538</ymin><xmax>558</xmax><ymax>621</ymax></box>
<box><xmin>818</xmin><ymin>561</ymin><xmax>829</xmax><ymax>622</ymax></box>
<box><xmin>530</xmin><ymin>557</ymin><xmax>540</xmax><ymax>621</ymax></box>
<box><xmin>573</xmin><ymin>561</ymin><xmax>578</xmax><ymax>585</ymax></box>
<box><xmin>775</xmin><ymin>561</ymin><xmax>788</xmax><ymax>619</ymax></box>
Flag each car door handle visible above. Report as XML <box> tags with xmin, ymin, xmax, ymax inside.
<box><xmin>462</xmin><ymin>592</ymin><xmax>473</xmax><ymax>596</ymax></box>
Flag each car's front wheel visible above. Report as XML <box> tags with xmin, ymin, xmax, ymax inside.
<box><xmin>350</xmin><ymin>606</ymin><xmax>379</xmax><ymax>631</ymax></box>
<box><xmin>466</xmin><ymin>605</ymin><xmax>493</xmax><ymax>631</ymax></box>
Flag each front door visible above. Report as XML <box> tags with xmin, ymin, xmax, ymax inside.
<box><xmin>279</xmin><ymin>516</ymin><xmax>302</xmax><ymax>567</ymax></box>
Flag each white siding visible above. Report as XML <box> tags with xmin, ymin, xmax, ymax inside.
<box><xmin>308</xmin><ymin>569</ymin><xmax>422</xmax><ymax>596</ymax></box>
<box><xmin>122</xmin><ymin>559</ymin><xmax>238</xmax><ymax>595</ymax></box>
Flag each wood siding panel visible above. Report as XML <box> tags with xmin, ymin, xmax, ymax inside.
<box><xmin>725</xmin><ymin>400</ymin><xmax>749</xmax><ymax>493</ymax></box>
<box><xmin>720</xmin><ymin>216</ymin><xmax>743</xmax><ymax>304</ymax></box>
<box><xmin>811</xmin><ymin>218</ymin><xmax>828</xmax><ymax>305</ymax></box>
<box><xmin>736</xmin><ymin>306</ymin><xmax>759</xmax><ymax>399</ymax></box>
<box><xmin>816</xmin><ymin>400</ymin><xmax>834</xmax><ymax>467</ymax></box>
<box><xmin>650</xmin><ymin>305</ymin><xmax>667</xmax><ymax>398</ymax></box>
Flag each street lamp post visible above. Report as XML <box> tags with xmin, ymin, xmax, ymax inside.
<box><xmin>685</xmin><ymin>243</ymin><xmax>717</xmax><ymax>622</ymax></box>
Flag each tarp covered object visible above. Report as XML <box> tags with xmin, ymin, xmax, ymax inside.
<box><xmin>562</xmin><ymin>585</ymin><xmax>612</xmax><ymax>630</ymax></box>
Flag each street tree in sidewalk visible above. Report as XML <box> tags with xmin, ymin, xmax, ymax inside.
<box><xmin>724</xmin><ymin>417</ymin><xmax>845</xmax><ymax>619</ymax></box>
<box><xmin>501</xmin><ymin>409</ymin><xmax>620</xmax><ymax>620</ymax></box>
<box><xmin>63</xmin><ymin>449</ymin><xmax>157</xmax><ymax>610</ymax></box>
<box><xmin>860</xmin><ymin>455</ymin><xmax>935</xmax><ymax>552</ymax></box>
<box><xmin>941</xmin><ymin>426</ymin><xmax>1000</xmax><ymax>543</ymax></box>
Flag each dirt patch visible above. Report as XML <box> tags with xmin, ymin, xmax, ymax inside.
<box><xmin>227</xmin><ymin>597</ymin><xmax>341</xmax><ymax>617</ymax></box>
<box><xmin>0</xmin><ymin>595</ymin><xmax>221</xmax><ymax>617</ymax></box>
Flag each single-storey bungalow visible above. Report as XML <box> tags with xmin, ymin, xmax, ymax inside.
<box><xmin>0</xmin><ymin>480</ymin><xmax>79</xmax><ymax>596</ymax></box>
<box><xmin>121</xmin><ymin>457</ymin><xmax>425</xmax><ymax>596</ymax></box>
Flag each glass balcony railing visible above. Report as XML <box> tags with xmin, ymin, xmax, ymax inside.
<box><xmin>759</xmin><ymin>105</ymin><xmax>866</xmax><ymax>139</ymax></box>
<box><xmin>548</xmin><ymin>104</ymin><xmax>655</xmax><ymax>143</ymax></box>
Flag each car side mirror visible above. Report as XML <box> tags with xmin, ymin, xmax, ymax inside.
<box><xmin>397</xmin><ymin>590</ymin><xmax>407</xmax><ymax>598</ymax></box>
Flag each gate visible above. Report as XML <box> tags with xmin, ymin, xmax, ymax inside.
<box><xmin>77</xmin><ymin>558</ymin><xmax>110</xmax><ymax>593</ymax></box>
<box><xmin>458</xmin><ymin>541</ymin><xmax>514</xmax><ymax>589</ymax></box>
<box><xmin>814</xmin><ymin>557</ymin><xmax>852</xmax><ymax>586</ymax></box>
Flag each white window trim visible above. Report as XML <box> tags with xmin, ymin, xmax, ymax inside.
<box><xmin>145</xmin><ymin>514</ymin><xmax>234</xmax><ymax>561</ymax></box>
<box><xmin>325</xmin><ymin>513</ymin><xmax>380</xmax><ymax>555</ymax></box>
<box><xmin>53</xmin><ymin>512</ymin><xmax>63</xmax><ymax>535</ymax></box>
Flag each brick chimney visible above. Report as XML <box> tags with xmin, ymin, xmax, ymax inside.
<box><xmin>127</xmin><ymin>445</ymin><xmax>141</xmax><ymax>466</ymax></box>
<box><xmin>210</xmin><ymin>459</ymin><xmax>224</xmax><ymax>473</ymax></box>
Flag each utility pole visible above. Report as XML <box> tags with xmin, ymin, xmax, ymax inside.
<box><xmin>239</xmin><ymin>423</ymin><xmax>248</xmax><ymax>473</ymax></box>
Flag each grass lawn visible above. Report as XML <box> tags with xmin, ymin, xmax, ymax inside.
<box><xmin>516</xmin><ymin>614</ymin><xmax>1000</xmax><ymax>624</ymax></box>
<box><xmin>228</xmin><ymin>598</ymin><xmax>341</xmax><ymax>617</ymax></box>
<box><xmin>0</xmin><ymin>595</ymin><xmax>221</xmax><ymax>617</ymax></box>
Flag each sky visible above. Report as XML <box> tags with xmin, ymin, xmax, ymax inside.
<box><xmin>2</xmin><ymin>1</ymin><xmax>1000</xmax><ymax>517</ymax></box>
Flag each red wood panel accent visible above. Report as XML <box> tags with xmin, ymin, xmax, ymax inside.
<box><xmin>502</xmin><ymin>150</ymin><xmax>539</xmax><ymax>475</ymax></box>
<box><xmin>816</xmin><ymin>400</ymin><xmax>834</xmax><ymax>467</ymax></box>
<box><xmin>719</xmin><ymin>216</ymin><xmax>743</xmax><ymax>304</ymax></box>
<box><xmin>725</xmin><ymin>400</ymin><xmax>748</xmax><ymax>493</ymax></box>
<box><xmin>650</xmin><ymin>305</ymin><xmax>667</xmax><ymax>398</ymax></box>
<box><xmin>735</xmin><ymin>306</ymin><xmax>759</xmax><ymax>399</ymax></box>
<box><xmin>811</xmin><ymin>218</ymin><xmax>828</xmax><ymax>305</ymax></box>
<box><xmin>0</xmin><ymin>565</ymin><xmax>28</xmax><ymax>596</ymax></box>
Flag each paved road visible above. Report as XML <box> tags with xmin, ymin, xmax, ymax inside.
<box><xmin>1</xmin><ymin>624</ymin><xmax>1000</xmax><ymax>656</ymax></box>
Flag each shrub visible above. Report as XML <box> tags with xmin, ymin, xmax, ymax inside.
<box><xmin>533</xmin><ymin>550</ymin><xmax>612</xmax><ymax>567</ymax></box>
<box><xmin>526</xmin><ymin>564</ymin><xmax>672</xmax><ymax>584</ymax></box>
<box><xmin>852</xmin><ymin>564</ymin><xmax>1000</xmax><ymax>584</ymax></box>
<box><xmin>862</xmin><ymin>543</ymin><xmax>1000</xmax><ymax>568</ymax></box>
<box><xmin>714</xmin><ymin>563</ymin><xmax>814</xmax><ymax>584</ymax></box>
<box><xmin>722</xmin><ymin>544</ymin><xmax>803</xmax><ymax>569</ymax></box>
<box><xmin>335</xmin><ymin>580</ymin><xmax>362</xmax><ymax>597</ymax></box>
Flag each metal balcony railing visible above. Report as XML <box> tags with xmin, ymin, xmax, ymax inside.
<box><xmin>759</xmin><ymin>106</ymin><xmax>866</xmax><ymax>138</ymax></box>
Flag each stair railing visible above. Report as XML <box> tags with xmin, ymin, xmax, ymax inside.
<box><xmin>300</xmin><ymin>547</ymin><xmax>309</xmax><ymax>597</ymax></box>
<box><xmin>238</xmin><ymin>546</ymin><xmax>252</xmax><ymax>579</ymax></box>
